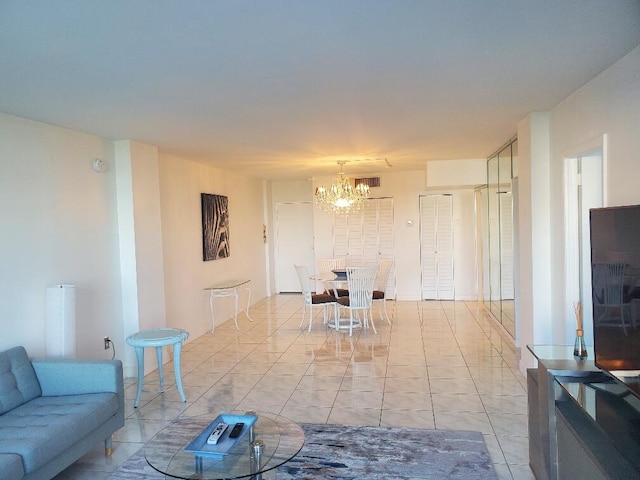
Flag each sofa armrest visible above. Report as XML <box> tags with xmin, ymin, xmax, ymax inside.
<box><xmin>31</xmin><ymin>358</ymin><xmax>124</xmax><ymax>409</ymax></box>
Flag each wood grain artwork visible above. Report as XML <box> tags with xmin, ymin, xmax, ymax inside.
<box><xmin>201</xmin><ymin>193</ymin><xmax>230</xmax><ymax>261</ymax></box>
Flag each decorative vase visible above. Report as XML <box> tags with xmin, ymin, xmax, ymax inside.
<box><xmin>573</xmin><ymin>302</ymin><xmax>587</xmax><ymax>358</ymax></box>
<box><xmin>574</xmin><ymin>328</ymin><xmax>587</xmax><ymax>358</ymax></box>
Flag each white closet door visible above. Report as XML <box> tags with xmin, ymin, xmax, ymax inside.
<box><xmin>377</xmin><ymin>198</ymin><xmax>394</xmax><ymax>257</ymax></box>
<box><xmin>362</xmin><ymin>200</ymin><xmax>379</xmax><ymax>264</ymax></box>
<box><xmin>499</xmin><ymin>192</ymin><xmax>514</xmax><ymax>299</ymax></box>
<box><xmin>333</xmin><ymin>215</ymin><xmax>349</xmax><ymax>257</ymax></box>
<box><xmin>377</xmin><ymin>198</ymin><xmax>396</xmax><ymax>296</ymax></box>
<box><xmin>331</xmin><ymin>197</ymin><xmax>395</xmax><ymax>287</ymax></box>
<box><xmin>420</xmin><ymin>194</ymin><xmax>454</xmax><ymax>300</ymax></box>
<box><xmin>347</xmin><ymin>213</ymin><xmax>363</xmax><ymax>261</ymax></box>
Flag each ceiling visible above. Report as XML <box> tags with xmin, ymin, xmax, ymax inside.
<box><xmin>1</xmin><ymin>1</ymin><xmax>639</xmax><ymax>180</ymax></box>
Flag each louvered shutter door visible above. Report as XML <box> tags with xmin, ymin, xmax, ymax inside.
<box><xmin>347</xmin><ymin>212</ymin><xmax>363</xmax><ymax>262</ymax></box>
<box><xmin>331</xmin><ymin>198</ymin><xmax>395</xmax><ymax>291</ymax></box>
<box><xmin>420</xmin><ymin>196</ymin><xmax>438</xmax><ymax>299</ymax></box>
<box><xmin>362</xmin><ymin>200</ymin><xmax>379</xmax><ymax>264</ymax></box>
<box><xmin>420</xmin><ymin>195</ymin><xmax>454</xmax><ymax>300</ymax></box>
<box><xmin>499</xmin><ymin>192</ymin><xmax>514</xmax><ymax>299</ymax></box>
<box><xmin>333</xmin><ymin>214</ymin><xmax>349</xmax><ymax>257</ymax></box>
<box><xmin>436</xmin><ymin>195</ymin><xmax>454</xmax><ymax>300</ymax></box>
<box><xmin>377</xmin><ymin>198</ymin><xmax>395</xmax><ymax>296</ymax></box>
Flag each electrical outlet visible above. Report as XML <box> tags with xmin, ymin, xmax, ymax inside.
<box><xmin>104</xmin><ymin>336</ymin><xmax>111</xmax><ymax>350</ymax></box>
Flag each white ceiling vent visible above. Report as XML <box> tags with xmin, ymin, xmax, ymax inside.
<box><xmin>355</xmin><ymin>177</ymin><xmax>381</xmax><ymax>188</ymax></box>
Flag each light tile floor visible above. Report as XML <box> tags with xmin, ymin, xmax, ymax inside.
<box><xmin>54</xmin><ymin>296</ymin><xmax>535</xmax><ymax>479</ymax></box>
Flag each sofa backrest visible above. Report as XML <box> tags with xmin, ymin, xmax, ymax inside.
<box><xmin>0</xmin><ymin>346</ymin><xmax>42</xmax><ymax>414</ymax></box>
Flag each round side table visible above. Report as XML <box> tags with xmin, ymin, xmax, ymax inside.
<box><xmin>126</xmin><ymin>327</ymin><xmax>189</xmax><ymax>408</ymax></box>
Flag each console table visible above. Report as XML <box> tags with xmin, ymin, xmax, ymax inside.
<box><xmin>204</xmin><ymin>279</ymin><xmax>253</xmax><ymax>331</ymax></box>
<box><xmin>555</xmin><ymin>377</ymin><xmax>640</xmax><ymax>479</ymax></box>
<box><xmin>527</xmin><ymin>345</ymin><xmax>640</xmax><ymax>480</ymax></box>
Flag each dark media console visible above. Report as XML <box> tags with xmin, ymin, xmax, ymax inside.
<box><xmin>528</xmin><ymin>346</ymin><xmax>640</xmax><ymax>480</ymax></box>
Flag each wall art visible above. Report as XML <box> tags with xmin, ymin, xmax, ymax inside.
<box><xmin>201</xmin><ymin>193</ymin><xmax>230</xmax><ymax>261</ymax></box>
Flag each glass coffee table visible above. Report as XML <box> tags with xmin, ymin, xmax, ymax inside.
<box><xmin>144</xmin><ymin>411</ymin><xmax>304</xmax><ymax>479</ymax></box>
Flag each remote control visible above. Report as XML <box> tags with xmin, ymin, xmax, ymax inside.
<box><xmin>228</xmin><ymin>422</ymin><xmax>245</xmax><ymax>439</ymax></box>
<box><xmin>206</xmin><ymin>422</ymin><xmax>228</xmax><ymax>445</ymax></box>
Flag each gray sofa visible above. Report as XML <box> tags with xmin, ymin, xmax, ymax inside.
<box><xmin>0</xmin><ymin>346</ymin><xmax>124</xmax><ymax>480</ymax></box>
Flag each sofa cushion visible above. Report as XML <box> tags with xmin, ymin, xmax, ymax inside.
<box><xmin>0</xmin><ymin>392</ymin><xmax>118</xmax><ymax>474</ymax></box>
<box><xmin>0</xmin><ymin>453</ymin><xmax>24</xmax><ymax>480</ymax></box>
<box><xmin>0</xmin><ymin>346</ymin><xmax>42</xmax><ymax>415</ymax></box>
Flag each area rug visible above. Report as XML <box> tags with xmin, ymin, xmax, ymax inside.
<box><xmin>108</xmin><ymin>423</ymin><xmax>497</xmax><ymax>480</ymax></box>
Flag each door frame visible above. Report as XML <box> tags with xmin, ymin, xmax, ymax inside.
<box><xmin>563</xmin><ymin>134</ymin><xmax>607</xmax><ymax>345</ymax></box>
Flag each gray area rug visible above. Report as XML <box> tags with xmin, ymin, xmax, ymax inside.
<box><xmin>109</xmin><ymin>423</ymin><xmax>497</xmax><ymax>480</ymax></box>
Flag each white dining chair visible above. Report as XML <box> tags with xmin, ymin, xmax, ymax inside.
<box><xmin>372</xmin><ymin>258</ymin><xmax>393</xmax><ymax>325</ymax></box>
<box><xmin>336</xmin><ymin>266</ymin><xmax>378</xmax><ymax>336</ymax></box>
<box><xmin>316</xmin><ymin>257</ymin><xmax>349</xmax><ymax>297</ymax></box>
<box><xmin>295</xmin><ymin>265</ymin><xmax>337</xmax><ymax>332</ymax></box>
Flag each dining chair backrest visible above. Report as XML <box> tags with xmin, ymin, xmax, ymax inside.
<box><xmin>375</xmin><ymin>258</ymin><xmax>393</xmax><ymax>294</ymax></box>
<box><xmin>346</xmin><ymin>266</ymin><xmax>378</xmax><ymax>309</ymax></box>
<box><xmin>294</xmin><ymin>265</ymin><xmax>314</xmax><ymax>303</ymax></box>
<box><xmin>317</xmin><ymin>258</ymin><xmax>346</xmax><ymax>273</ymax></box>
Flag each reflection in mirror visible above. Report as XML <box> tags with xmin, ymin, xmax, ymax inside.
<box><xmin>483</xmin><ymin>137</ymin><xmax>517</xmax><ymax>338</ymax></box>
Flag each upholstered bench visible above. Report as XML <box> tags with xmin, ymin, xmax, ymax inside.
<box><xmin>0</xmin><ymin>346</ymin><xmax>124</xmax><ymax>480</ymax></box>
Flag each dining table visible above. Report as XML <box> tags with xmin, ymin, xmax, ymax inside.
<box><xmin>309</xmin><ymin>270</ymin><xmax>367</xmax><ymax>334</ymax></box>
<box><xmin>309</xmin><ymin>270</ymin><xmax>347</xmax><ymax>298</ymax></box>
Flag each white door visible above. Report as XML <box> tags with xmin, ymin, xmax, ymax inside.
<box><xmin>420</xmin><ymin>194</ymin><xmax>454</xmax><ymax>300</ymax></box>
<box><xmin>275</xmin><ymin>202</ymin><xmax>315</xmax><ymax>293</ymax></box>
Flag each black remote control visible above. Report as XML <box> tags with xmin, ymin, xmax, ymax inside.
<box><xmin>228</xmin><ymin>422</ymin><xmax>244</xmax><ymax>439</ymax></box>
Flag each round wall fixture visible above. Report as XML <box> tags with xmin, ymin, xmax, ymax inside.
<box><xmin>92</xmin><ymin>158</ymin><xmax>108</xmax><ymax>173</ymax></box>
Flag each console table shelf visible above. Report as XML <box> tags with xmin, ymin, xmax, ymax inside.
<box><xmin>527</xmin><ymin>345</ymin><xmax>640</xmax><ymax>480</ymax></box>
<box><xmin>555</xmin><ymin>378</ymin><xmax>640</xmax><ymax>479</ymax></box>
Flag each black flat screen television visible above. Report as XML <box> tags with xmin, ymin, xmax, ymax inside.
<box><xmin>590</xmin><ymin>204</ymin><xmax>640</xmax><ymax>398</ymax></box>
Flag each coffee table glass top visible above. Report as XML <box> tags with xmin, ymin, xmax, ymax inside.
<box><xmin>144</xmin><ymin>412</ymin><xmax>304</xmax><ymax>480</ymax></box>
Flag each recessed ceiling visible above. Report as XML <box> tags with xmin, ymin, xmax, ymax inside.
<box><xmin>1</xmin><ymin>1</ymin><xmax>639</xmax><ymax>180</ymax></box>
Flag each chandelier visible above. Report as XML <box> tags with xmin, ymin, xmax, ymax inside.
<box><xmin>315</xmin><ymin>161</ymin><xmax>370</xmax><ymax>214</ymax></box>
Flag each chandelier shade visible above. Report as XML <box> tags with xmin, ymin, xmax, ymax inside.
<box><xmin>314</xmin><ymin>161</ymin><xmax>370</xmax><ymax>214</ymax></box>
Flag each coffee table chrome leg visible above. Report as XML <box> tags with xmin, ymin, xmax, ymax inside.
<box><xmin>250</xmin><ymin>439</ymin><xmax>265</xmax><ymax>479</ymax></box>
<box><xmin>195</xmin><ymin>455</ymin><xmax>203</xmax><ymax>474</ymax></box>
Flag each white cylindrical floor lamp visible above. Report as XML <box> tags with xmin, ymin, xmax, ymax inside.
<box><xmin>45</xmin><ymin>284</ymin><xmax>76</xmax><ymax>358</ymax></box>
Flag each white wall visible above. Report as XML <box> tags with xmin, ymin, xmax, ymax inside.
<box><xmin>0</xmin><ymin>113</ymin><xmax>122</xmax><ymax>358</ymax></box>
<box><xmin>0</xmin><ymin>112</ymin><xmax>269</xmax><ymax>377</ymax></box>
<box><xmin>159</xmin><ymin>154</ymin><xmax>268</xmax><ymax>340</ymax></box>
<box><xmin>549</xmin><ymin>45</ymin><xmax>640</xmax><ymax>339</ymax></box>
<box><xmin>519</xmin><ymin>45</ymin><xmax>640</xmax><ymax>371</ymax></box>
<box><xmin>426</xmin><ymin>159</ymin><xmax>486</xmax><ymax>188</ymax></box>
